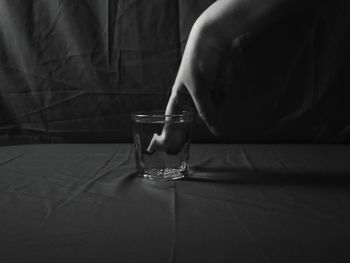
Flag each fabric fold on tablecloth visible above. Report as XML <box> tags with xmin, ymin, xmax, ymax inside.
<box><xmin>1</xmin><ymin>143</ymin><xmax>350</xmax><ymax>263</ymax></box>
<box><xmin>189</xmin><ymin>144</ymin><xmax>350</xmax><ymax>183</ymax></box>
<box><xmin>0</xmin><ymin>144</ymin><xmax>179</xmax><ymax>262</ymax></box>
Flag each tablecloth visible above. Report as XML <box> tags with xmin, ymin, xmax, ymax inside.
<box><xmin>0</xmin><ymin>144</ymin><xmax>350</xmax><ymax>262</ymax></box>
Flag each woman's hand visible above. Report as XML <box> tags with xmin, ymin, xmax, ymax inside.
<box><xmin>167</xmin><ymin>20</ymin><xmax>228</xmax><ymax>135</ymax></box>
<box><xmin>147</xmin><ymin>0</ymin><xmax>306</xmax><ymax>154</ymax></box>
<box><xmin>147</xmin><ymin>17</ymin><xmax>228</xmax><ymax>154</ymax></box>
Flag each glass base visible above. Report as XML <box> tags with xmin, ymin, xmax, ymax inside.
<box><xmin>140</xmin><ymin>168</ymin><xmax>187</xmax><ymax>181</ymax></box>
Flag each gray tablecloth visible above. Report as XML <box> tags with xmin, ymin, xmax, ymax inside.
<box><xmin>1</xmin><ymin>144</ymin><xmax>350</xmax><ymax>262</ymax></box>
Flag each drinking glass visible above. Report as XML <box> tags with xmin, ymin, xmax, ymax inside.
<box><xmin>131</xmin><ymin>110</ymin><xmax>194</xmax><ymax>180</ymax></box>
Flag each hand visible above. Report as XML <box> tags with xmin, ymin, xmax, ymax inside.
<box><xmin>147</xmin><ymin>18</ymin><xmax>228</xmax><ymax>154</ymax></box>
<box><xmin>171</xmin><ymin>24</ymin><xmax>227</xmax><ymax>135</ymax></box>
<box><xmin>147</xmin><ymin>0</ymin><xmax>306</xmax><ymax>154</ymax></box>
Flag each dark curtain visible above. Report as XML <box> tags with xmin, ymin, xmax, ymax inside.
<box><xmin>0</xmin><ymin>0</ymin><xmax>349</xmax><ymax>144</ymax></box>
<box><xmin>0</xmin><ymin>0</ymin><xmax>185</xmax><ymax>144</ymax></box>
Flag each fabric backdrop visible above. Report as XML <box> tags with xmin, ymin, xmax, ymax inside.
<box><xmin>0</xmin><ymin>0</ymin><xmax>349</xmax><ymax>144</ymax></box>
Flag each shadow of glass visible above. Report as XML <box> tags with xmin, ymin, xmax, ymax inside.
<box><xmin>187</xmin><ymin>166</ymin><xmax>350</xmax><ymax>186</ymax></box>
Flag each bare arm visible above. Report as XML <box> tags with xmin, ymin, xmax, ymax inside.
<box><xmin>172</xmin><ymin>0</ymin><xmax>313</xmax><ymax>132</ymax></box>
<box><xmin>193</xmin><ymin>0</ymin><xmax>311</xmax><ymax>45</ymax></box>
<box><xmin>149</xmin><ymin>0</ymin><xmax>313</xmax><ymax>152</ymax></box>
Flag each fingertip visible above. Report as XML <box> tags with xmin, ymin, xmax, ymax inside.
<box><xmin>209</xmin><ymin>126</ymin><xmax>222</xmax><ymax>136</ymax></box>
<box><xmin>198</xmin><ymin>111</ymin><xmax>222</xmax><ymax>136</ymax></box>
<box><xmin>146</xmin><ymin>147</ymin><xmax>155</xmax><ymax>155</ymax></box>
<box><xmin>146</xmin><ymin>133</ymin><xmax>158</xmax><ymax>154</ymax></box>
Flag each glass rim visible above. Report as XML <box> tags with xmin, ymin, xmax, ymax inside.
<box><xmin>131</xmin><ymin>110</ymin><xmax>195</xmax><ymax>120</ymax></box>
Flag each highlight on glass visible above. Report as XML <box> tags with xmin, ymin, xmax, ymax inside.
<box><xmin>131</xmin><ymin>110</ymin><xmax>194</xmax><ymax>180</ymax></box>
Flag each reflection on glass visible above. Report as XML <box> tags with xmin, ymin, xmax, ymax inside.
<box><xmin>131</xmin><ymin>111</ymin><xmax>193</xmax><ymax>180</ymax></box>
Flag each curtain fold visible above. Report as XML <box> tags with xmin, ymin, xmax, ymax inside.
<box><xmin>0</xmin><ymin>0</ymin><xmax>349</xmax><ymax>144</ymax></box>
<box><xmin>0</xmin><ymin>0</ymin><xmax>181</xmax><ymax>144</ymax></box>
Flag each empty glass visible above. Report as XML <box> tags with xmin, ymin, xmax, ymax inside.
<box><xmin>131</xmin><ymin>111</ymin><xmax>194</xmax><ymax>180</ymax></box>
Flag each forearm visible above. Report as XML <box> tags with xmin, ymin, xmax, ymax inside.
<box><xmin>193</xmin><ymin>0</ymin><xmax>314</xmax><ymax>47</ymax></box>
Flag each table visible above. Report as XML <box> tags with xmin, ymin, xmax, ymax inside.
<box><xmin>1</xmin><ymin>144</ymin><xmax>350</xmax><ymax>262</ymax></box>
